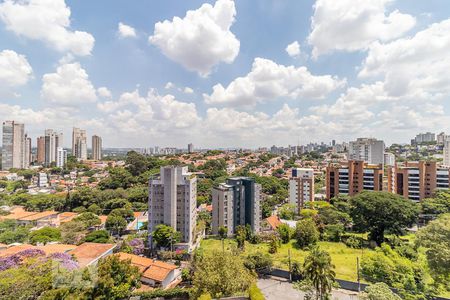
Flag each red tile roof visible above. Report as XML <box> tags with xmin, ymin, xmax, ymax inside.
<box><xmin>68</xmin><ymin>243</ymin><xmax>116</xmax><ymax>267</ymax></box>
<box><xmin>266</xmin><ymin>215</ymin><xmax>282</xmax><ymax>230</ymax></box>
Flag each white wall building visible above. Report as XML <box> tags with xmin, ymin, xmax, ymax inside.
<box><xmin>2</xmin><ymin>121</ymin><xmax>26</xmax><ymax>170</ymax></box>
<box><xmin>38</xmin><ymin>172</ymin><xmax>49</xmax><ymax>187</ymax></box>
<box><xmin>148</xmin><ymin>166</ymin><xmax>197</xmax><ymax>249</ymax></box>
<box><xmin>72</xmin><ymin>127</ymin><xmax>87</xmax><ymax>161</ymax></box>
<box><xmin>348</xmin><ymin>138</ymin><xmax>385</xmax><ymax>165</ymax></box>
<box><xmin>443</xmin><ymin>140</ymin><xmax>450</xmax><ymax>167</ymax></box>
<box><xmin>44</xmin><ymin>129</ymin><xmax>63</xmax><ymax>166</ymax></box>
<box><xmin>384</xmin><ymin>152</ymin><xmax>396</xmax><ymax>166</ymax></box>
<box><xmin>56</xmin><ymin>147</ymin><xmax>67</xmax><ymax>168</ymax></box>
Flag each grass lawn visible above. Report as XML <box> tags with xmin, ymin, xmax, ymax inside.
<box><xmin>199</xmin><ymin>239</ymin><xmax>372</xmax><ymax>282</ymax></box>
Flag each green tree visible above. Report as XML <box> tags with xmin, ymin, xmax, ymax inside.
<box><xmin>295</xmin><ymin>218</ymin><xmax>319</xmax><ymax>249</ymax></box>
<box><xmin>421</xmin><ymin>191</ymin><xmax>450</xmax><ymax>215</ymax></box>
<box><xmin>125</xmin><ymin>151</ymin><xmax>149</xmax><ymax>176</ymax></box>
<box><xmin>152</xmin><ymin>224</ymin><xmax>181</xmax><ymax>248</ymax></box>
<box><xmin>98</xmin><ymin>167</ymin><xmax>135</xmax><ymax>190</ymax></box>
<box><xmin>87</xmin><ymin>255</ymin><xmax>141</xmax><ymax>300</ymax></box>
<box><xmin>244</xmin><ymin>252</ymin><xmax>273</xmax><ymax>274</ymax></box>
<box><xmin>105</xmin><ymin>215</ymin><xmax>127</xmax><ymax>236</ymax></box>
<box><xmin>350</xmin><ymin>191</ymin><xmax>418</xmax><ymax>245</ymax></box>
<box><xmin>359</xmin><ymin>283</ymin><xmax>401</xmax><ymax>300</ymax></box>
<box><xmin>277</xmin><ymin>223</ymin><xmax>293</xmax><ymax>244</ymax></box>
<box><xmin>85</xmin><ymin>230</ymin><xmax>110</xmax><ymax>243</ymax></box>
<box><xmin>295</xmin><ymin>247</ymin><xmax>336</xmax><ymax>300</ymax></box>
<box><xmin>192</xmin><ymin>250</ymin><xmax>255</xmax><ymax>298</ymax></box>
<box><xmin>416</xmin><ymin>213</ymin><xmax>450</xmax><ymax>285</ymax></box>
<box><xmin>268</xmin><ymin>234</ymin><xmax>280</xmax><ymax>254</ymax></box>
<box><xmin>218</xmin><ymin>226</ymin><xmax>227</xmax><ymax>252</ymax></box>
<box><xmin>278</xmin><ymin>203</ymin><xmax>296</xmax><ymax>220</ymax></box>
<box><xmin>235</xmin><ymin>225</ymin><xmax>247</xmax><ymax>250</ymax></box>
<box><xmin>29</xmin><ymin>227</ymin><xmax>61</xmax><ymax>245</ymax></box>
<box><xmin>60</xmin><ymin>221</ymin><xmax>86</xmax><ymax>244</ymax></box>
<box><xmin>73</xmin><ymin>212</ymin><xmax>101</xmax><ymax>228</ymax></box>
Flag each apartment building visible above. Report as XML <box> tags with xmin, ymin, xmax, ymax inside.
<box><xmin>443</xmin><ymin>139</ymin><xmax>450</xmax><ymax>167</ymax></box>
<box><xmin>289</xmin><ymin>168</ymin><xmax>314</xmax><ymax>213</ymax></box>
<box><xmin>92</xmin><ymin>135</ymin><xmax>102</xmax><ymax>160</ymax></box>
<box><xmin>384</xmin><ymin>152</ymin><xmax>396</xmax><ymax>166</ymax></box>
<box><xmin>211</xmin><ymin>177</ymin><xmax>261</xmax><ymax>235</ymax></box>
<box><xmin>36</xmin><ymin>136</ymin><xmax>45</xmax><ymax>164</ymax></box>
<box><xmin>148</xmin><ymin>166</ymin><xmax>197</xmax><ymax>249</ymax></box>
<box><xmin>326</xmin><ymin>161</ymin><xmax>385</xmax><ymax>200</ymax></box>
<box><xmin>72</xmin><ymin>127</ymin><xmax>87</xmax><ymax>161</ymax></box>
<box><xmin>2</xmin><ymin>121</ymin><xmax>26</xmax><ymax>170</ymax></box>
<box><xmin>413</xmin><ymin>132</ymin><xmax>435</xmax><ymax>144</ymax></box>
<box><xmin>56</xmin><ymin>147</ymin><xmax>67</xmax><ymax>168</ymax></box>
<box><xmin>348</xmin><ymin>138</ymin><xmax>385</xmax><ymax>165</ymax></box>
<box><xmin>391</xmin><ymin>161</ymin><xmax>449</xmax><ymax>202</ymax></box>
<box><xmin>44</xmin><ymin>129</ymin><xmax>63</xmax><ymax>166</ymax></box>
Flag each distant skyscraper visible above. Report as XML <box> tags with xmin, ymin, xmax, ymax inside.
<box><xmin>148</xmin><ymin>166</ymin><xmax>197</xmax><ymax>249</ymax></box>
<box><xmin>24</xmin><ymin>134</ymin><xmax>31</xmax><ymax>168</ymax></box>
<box><xmin>1</xmin><ymin>121</ymin><xmax>26</xmax><ymax>170</ymax></box>
<box><xmin>36</xmin><ymin>136</ymin><xmax>45</xmax><ymax>164</ymax></box>
<box><xmin>92</xmin><ymin>135</ymin><xmax>102</xmax><ymax>160</ymax></box>
<box><xmin>72</xmin><ymin>127</ymin><xmax>87</xmax><ymax>160</ymax></box>
<box><xmin>56</xmin><ymin>147</ymin><xmax>67</xmax><ymax>168</ymax></box>
<box><xmin>44</xmin><ymin>129</ymin><xmax>63</xmax><ymax>166</ymax></box>
<box><xmin>212</xmin><ymin>177</ymin><xmax>261</xmax><ymax>235</ymax></box>
<box><xmin>414</xmin><ymin>132</ymin><xmax>435</xmax><ymax>144</ymax></box>
<box><xmin>188</xmin><ymin>143</ymin><xmax>194</xmax><ymax>153</ymax></box>
<box><xmin>348</xmin><ymin>138</ymin><xmax>385</xmax><ymax>165</ymax></box>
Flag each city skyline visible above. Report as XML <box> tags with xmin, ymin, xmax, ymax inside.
<box><xmin>1</xmin><ymin>0</ymin><xmax>450</xmax><ymax>148</ymax></box>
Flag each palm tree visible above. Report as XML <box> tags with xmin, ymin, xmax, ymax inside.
<box><xmin>302</xmin><ymin>246</ymin><xmax>336</xmax><ymax>300</ymax></box>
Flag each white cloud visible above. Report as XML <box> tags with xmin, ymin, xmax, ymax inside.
<box><xmin>285</xmin><ymin>41</ymin><xmax>301</xmax><ymax>57</ymax></box>
<box><xmin>308</xmin><ymin>0</ymin><xmax>415</xmax><ymax>58</ymax></box>
<box><xmin>0</xmin><ymin>0</ymin><xmax>95</xmax><ymax>56</ymax></box>
<box><xmin>41</xmin><ymin>62</ymin><xmax>97</xmax><ymax>105</ymax></box>
<box><xmin>359</xmin><ymin>19</ymin><xmax>450</xmax><ymax>100</ymax></box>
<box><xmin>0</xmin><ymin>49</ymin><xmax>32</xmax><ymax>87</ymax></box>
<box><xmin>118</xmin><ymin>22</ymin><xmax>137</xmax><ymax>38</ymax></box>
<box><xmin>165</xmin><ymin>82</ymin><xmax>175</xmax><ymax>89</ymax></box>
<box><xmin>97</xmin><ymin>87</ymin><xmax>112</xmax><ymax>98</ymax></box>
<box><xmin>149</xmin><ymin>0</ymin><xmax>240</xmax><ymax>77</ymax></box>
<box><xmin>204</xmin><ymin>57</ymin><xmax>346</xmax><ymax>106</ymax></box>
<box><xmin>183</xmin><ymin>87</ymin><xmax>194</xmax><ymax>94</ymax></box>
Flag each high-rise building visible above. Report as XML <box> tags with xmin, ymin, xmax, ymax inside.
<box><xmin>391</xmin><ymin>161</ymin><xmax>449</xmax><ymax>202</ymax></box>
<box><xmin>437</xmin><ymin>132</ymin><xmax>448</xmax><ymax>145</ymax></box>
<box><xmin>148</xmin><ymin>166</ymin><xmax>197</xmax><ymax>248</ymax></box>
<box><xmin>24</xmin><ymin>134</ymin><xmax>31</xmax><ymax>168</ymax></box>
<box><xmin>444</xmin><ymin>140</ymin><xmax>450</xmax><ymax>167</ymax></box>
<box><xmin>384</xmin><ymin>152</ymin><xmax>396</xmax><ymax>166</ymax></box>
<box><xmin>56</xmin><ymin>147</ymin><xmax>67</xmax><ymax>168</ymax></box>
<box><xmin>36</xmin><ymin>136</ymin><xmax>45</xmax><ymax>164</ymax></box>
<box><xmin>326</xmin><ymin>161</ymin><xmax>386</xmax><ymax>200</ymax></box>
<box><xmin>1</xmin><ymin>121</ymin><xmax>26</xmax><ymax>170</ymax></box>
<box><xmin>92</xmin><ymin>135</ymin><xmax>102</xmax><ymax>160</ymax></box>
<box><xmin>188</xmin><ymin>143</ymin><xmax>194</xmax><ymax>153</ymax></box>
<box><xmin>44</xmin><ymin>129</ymin><xmax>63</xmax><ymax>166</ymax></box>
<box><xmin>72</xmin><ymin>127</ymin><xmax>87</xmax><ymax>160</ymax></box>
<box><xmin>413</xmin><ymin>132</ymin><xmax>435</xmax><ymax>144</ymax></box>
<box><xmin>348</xmin><ymin>138</ymin><xmax>385</xmax><ymax>165</ymax></box>
<box><xmin>211</xmin><ymin>177</ymin><xmax>261</xmax><ymax>235</ymax></box>
<box><xmin>289</xmin><ymin>168</ymin><xmax>314</xmax><ymax>213</ymax></box>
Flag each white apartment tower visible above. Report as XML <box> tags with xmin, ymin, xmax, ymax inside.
<box><xmin>348</xmin><ymin>138</ymin><xmax>385</xmax><ymax>165</ymax></box>
<box><xmin>443</xmin><ymin>139</ymin><xmax>450</xmax><ymax>167</ymax></box>
<box><xmin>44</xmin><ymin>129</ymin><xmax>63</xmax><ymax>166</ymax></box>
<box><xmin>289</xmin><ymin>168</ymin><xmax>315</xmax><ymax>213</ymax></box>
<box><xmin>211</xmin><ymin>177</ymin><xmax>261</xmax><ymax>235</ymax></box>
<box><xmin>2</xmin><ymin>121</ymin><xmax>26</xmax><ymax>170</ymax></box>
<box><xmin>92</xmin><ymin>135</ymin><xmax>102</xmax><ymax>160</ymax></box>
<box><xmin>56</xmin><ymin>147</ymin><xmax>67</xmax><ymax>168</ymax></box>
<box><xmin>24</xmin><ymin>134</ymin><xmax>31</xmax><ymax>168</ymax></box>
<box><xmin>72</xmin><ymin>127</ymin><xmax>87</xmax><ymax>161</ymax></box>
<box><xmin>148</xmin><ymin>166</ymin><xmax>197</xmax><ymax>249</ymax></box>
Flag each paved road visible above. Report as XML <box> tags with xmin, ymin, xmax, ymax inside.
<box><xmin>257</xmin><ymin>277</ymin><xmax>360</xmax><ymax>300</ymax></box>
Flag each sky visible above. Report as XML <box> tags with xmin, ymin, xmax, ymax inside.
<box><xmin>0</xmin><ymin>0</ymin><xmax>450</xmax><ymax>148</ymax></box>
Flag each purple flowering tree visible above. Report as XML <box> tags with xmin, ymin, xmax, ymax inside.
<box><xmin>129</xmin><ymin>238</ymin><xmax>145</xmax><ymax>255</ymax></box>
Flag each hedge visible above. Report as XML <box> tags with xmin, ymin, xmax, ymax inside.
<box><xmin>132</xmin><ymin>287</ymin><xmax>191</xmax><ymax>299</ymax></box>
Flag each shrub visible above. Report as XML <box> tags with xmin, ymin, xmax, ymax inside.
<box><xmin>343</xmin><ymin>235</ymin><xmax>364</xmax><ymax>249</ymax></box>
<box><xmin>198</xmin><ymin>293</ymin><xmax>212</xmax><ymax>300</ymax></box>
<box><xmin>244</xmin><ymin>252</ymin><xmax>273</xmax><ymax>274</ymax></box>
<box><xmin>323</xmin><ymin>224</ymin><xmax>344</xmax><ymax>242</ymax></box>
<box><xmin>249</xmin><ymin>283</ymin><xmax>265</xmax><ymax>300</ymax></box>
<box><xmin>299</xmin><ymin>209</ymin><xmax>318</xmax><ymax>219</ymax></box>
<box><xmin>133</xmin><ymin>287</ymin><xmax>191</xmax><ymax>299</ymax></box>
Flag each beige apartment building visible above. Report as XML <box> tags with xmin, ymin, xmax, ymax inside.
<box><xmin>148</xmin><ymin>166</ymin><xmax>197</xmax><ymax>249</ymax></box>
<box><xmin>289</xmin><ymin>168</ymin><xmax>314</xmax><ymax>213</ymax></box>
<box><xmin>92</xmin><ymin>135</ymin><xmax>102</xmax><ymax>160</ymax></box>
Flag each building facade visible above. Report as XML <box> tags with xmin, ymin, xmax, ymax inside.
<box><xmin>92</xmin><ymin>135</ymin><xmax>102</xmax><ymax>160</ymax></box>
<box><xmin>72</xmin><ymin>127</ymin><xmax>87</xmax><ymax>160</ymax></box>
<box><xmin>289</xmin><ymin>168</ymin><xmax>314</xmax><ymax>213</ymax></box>
<box><xmin>187</xmin><ymin>143</ymin><xmax>194</xmax><ymax>153</ymax></box>
<box><xmin>1</xmin><ymin>121</ymin><xmax>26</xmax><ymax>170</ymax></box>
<box><xmin>211</xmin><ymin>177</ymin><xmax>261</xmax><ymax>235</ymax></box>
<box><xmin>56</xmin><ymin>147</ymin><xmax>67</xmax><ymax>168</ymax></box>
<box><xmin>44</xmin><ymin>129</ymin><xmax>63</xmax><ymax>166</ymax></box>
<box><xmin>148</xmin><ymin>166</ymin><xmax>197</xmax><ymax>248</ymax></box>
<box><xmin>391</xmin><ymin>161</ymin><xmax>449</xmax><ymax>202</ymax></box>
<box><xmin>384</xmin><ymin>152</ymin><xmax>396</xmax><ymax>166</ymax></box>
<box><xmin>24</xmin><ymin>134</ymin><xmax>31</xmax><ymax>168</ymax></box>
<box><xmin>326</xmin><ymin>161</ymin><xmax>385</xmax><ymax>200</ymax></box>
<box><xmin>348</xmin><ymin>138</ymin><xmax>385</xmax><ymax>166</ymax></box>
<box><xmin>414</xmin><ymin>132</ymin><xmax>435</xmax><ymax>144</ymax></box>
<box><xmin>36</xmin><ymin>136</ymin><xmax>45</xmax><ymax>164</ymax></box>
<box><xmin>444</xmin><ymin>140</ymin><xmax>450</xmax><ymax>167</ymax></box>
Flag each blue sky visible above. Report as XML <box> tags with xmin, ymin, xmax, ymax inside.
<box><xmin>0</xmin><ymin>0</ymin><xmax>449</xmax><ymax>148</ymax></box>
